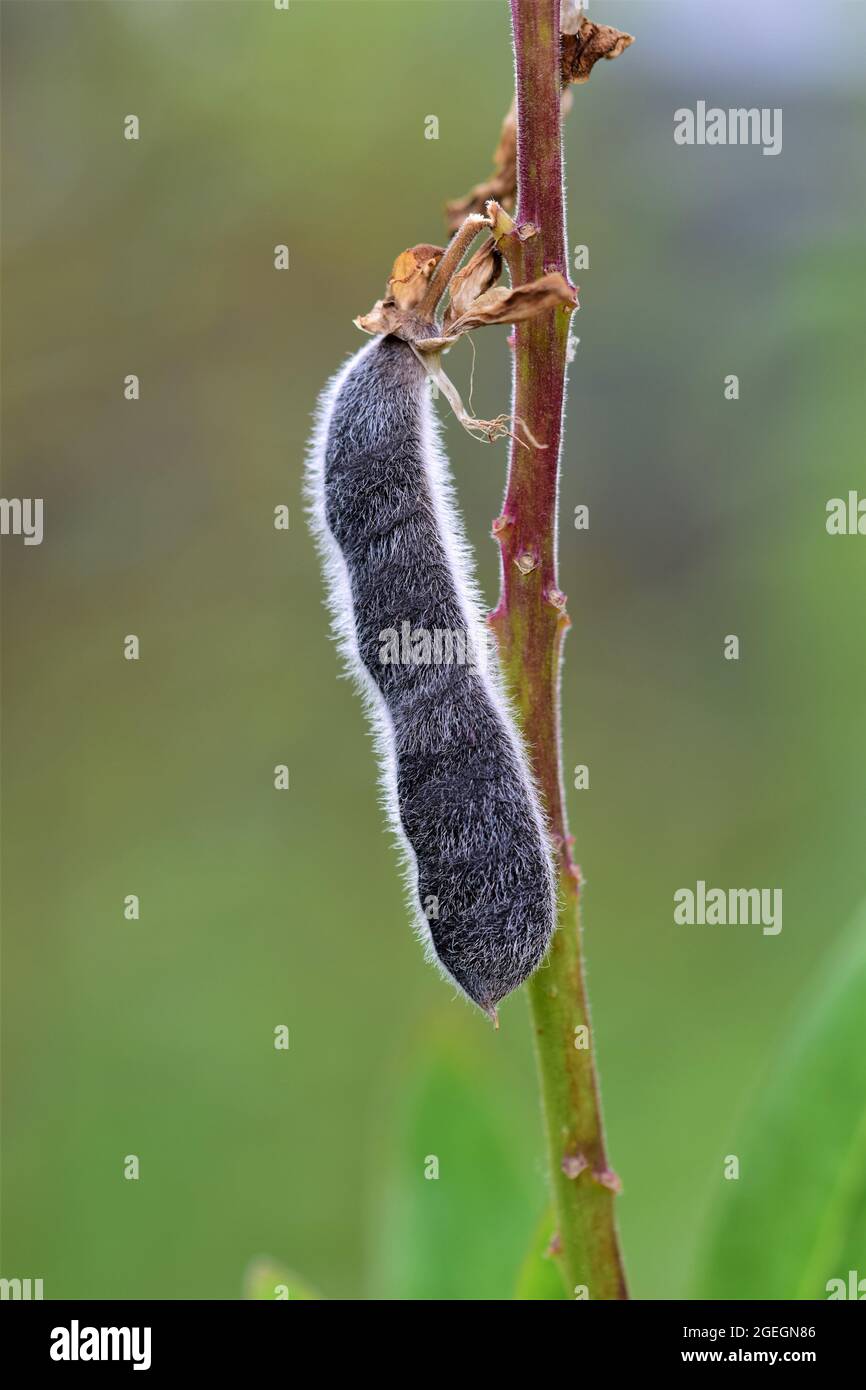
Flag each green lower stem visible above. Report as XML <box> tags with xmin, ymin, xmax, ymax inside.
<box><xmin>528</xmin><ymin>877</ymin><xmax>629</xmax><ymax>1300</ymax></box>
<box><xmin>494</xmin><ymin>599</ymin><xmax>628</xmax><ymax>1298</ymax></box>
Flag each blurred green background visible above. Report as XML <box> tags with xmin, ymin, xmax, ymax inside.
<box><xmin>2</xmin><ymin>0</ymin><xmax>865</xmax><ymax>1300</ymax></box>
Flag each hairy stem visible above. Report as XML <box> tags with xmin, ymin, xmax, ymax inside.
<box><xmin>490</xmin><ymin>0</ymin><xmax>628</xmax><ymax>1300</ymax></box>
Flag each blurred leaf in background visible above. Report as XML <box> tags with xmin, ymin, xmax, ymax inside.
<box><xmin>367</xmin><ymin>1028</ymin><xmax>543</xmax><ymax>1300</ymax></box>
<box><xmin>695</xmin><ymin>903</ymin><xmax>866</xmax><ymax>1299</ymax></box>
<box><xmin>513</xmin><ymin>1208</ymin><xmax>569</xmax><ymax>1301</ymax></box>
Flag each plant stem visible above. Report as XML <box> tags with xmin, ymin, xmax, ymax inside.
<box><xmin>490</xmin><ymin>0</ymin><xmax>628</xmax><ymax>1300</ymax></box>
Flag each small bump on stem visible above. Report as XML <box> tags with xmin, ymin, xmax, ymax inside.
<box><xmin>562</xmin><ymin>1151</ymin><xmax>590</xmax><ymax>1180</ymax></box>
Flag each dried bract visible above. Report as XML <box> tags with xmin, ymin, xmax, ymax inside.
<box><xmin>561</xmin><ymin>16</ymin><xmax>634</xmax><ymax>84</ymax></box>
<box><xmin>387</xmin><ymin>244</ymin><xmax>445</xmax><ymax>310</ymax></box>
<box><xmin>443</xmin><ymin>239</ymin><xmax>502</xmax><ymax>326</ymax></box>
<box><xmin>445</xmin><ymin>101</ymin><xmax>517</xmax><ymax>234</ymax></box>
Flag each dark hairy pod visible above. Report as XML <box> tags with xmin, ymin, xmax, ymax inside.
<box><xmin>306</xmin><ymin>334</ymin><xmax>557</xmax><ymax>1015</ymax></box>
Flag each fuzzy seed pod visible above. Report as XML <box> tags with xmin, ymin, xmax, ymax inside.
<box><xmin>306</xmin><ymin>334</ymin><xmax>557</xmax><ymax>1015</ymax></box>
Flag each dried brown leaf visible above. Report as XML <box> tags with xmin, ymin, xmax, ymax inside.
<box><xmin>354</xmin><ymin>243</ymin><xmax>447</xmax><ymax>337</ymax></box>
<box><xmin>415</xmin><ymin>273</ymin><xmax>576</xmax><ymax>353</ymax></box>
<box><xmin>354</xmin><ymin>299</ymin><xmax>407</xmax><ymax>338</ymax></box>
<box><xmin>444</xmin><ymin>238</ymin><xmax>502</xmax><ymax>326</ymax></box>
<box><xmin>561</xmin><ymin>17</ymin><xmax>634</xmax><ymax>84</ymax></box>
<box><xmin>446</xmin><ymin>84</ymin><xmax>581</xmax><ymax>236</ymax></box>
<box><xmin>388</xmin><ymin>244</ymin><xmax>445</xmax><ymax>311</ymax></box>
<box><xmin>445</xmin><ymin>101</ymin><xmax>517</xmax><ymax>234</ymax></box>
<box><xmin>444</xmin><ymin>272</ymin><xmax>577</xmax><ymax>336</ymax></box>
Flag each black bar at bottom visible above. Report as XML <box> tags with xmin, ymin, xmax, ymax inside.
<box><xmin>1</xmin><ymin>1298</ymin><xmax>861</xmax><ymax>1374</ymax></box>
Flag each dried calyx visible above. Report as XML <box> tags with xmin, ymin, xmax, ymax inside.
<box><xmin>561</xmin><ymin>13</ymin><xmax>634</xmax><ymax>84</ymax></box>
<box><xmin>355</xmin><ymin>204</ymin><xmax>577</xmax><ymax>445</ymax></box>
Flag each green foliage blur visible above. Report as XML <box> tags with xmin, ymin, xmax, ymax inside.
<box><xmin>699</xmin><ymin>903</ymin><xmax>866</xmax><ymax>1300</ymax></box>
<box><xmin>2</xmin><ymin>1</ymin><xmax>865</xmax><ymax>1299</ymax></box>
